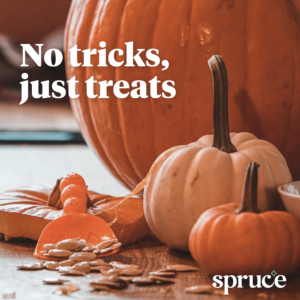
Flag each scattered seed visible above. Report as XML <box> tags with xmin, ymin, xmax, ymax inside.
<box><xmin>59</xmin><ymin>269</ymin><xmax>85</xmax><ymax>276</ymax></box>
<box><xmin>109</xmin><ymin>261</ymin><xmax>123</xmax><ymax>265</ymax></box>
<box><xmin>44</xmin><ymin>261</ymin><xmax>60</xmax><ymax>271</ymax></box>
<box><xmin>91</xmin><ymin>266</ymin><xmax>112</xmax><ymax>272</ymax></box>
<box><xmin>166</xmin><ymin>265</ymin><xmax>197</xmax><ymax>272</ymax></box>
<box><xmin>132</xmin><ymin>277</ymin><xmax>155</xmax><ymax>285</ymax></box>
<box><xmin>111</xmin><ymin>263</ymin><xmax>139</xmax><ymax>269</ymax></box>
<box><xmin>90</xmin><ymin>278</ymin><xmax>128</xmax><ymax>289</ymax></box>
<box><xmin>149</xmin><ymin>275</ymin><xmax>175</xmax><ymax>283</ymax></box>
<box><xmin>17</xmin><ymin>264</ymin><xmax>43</xmax><ymax>270</ymax></box>
<box><xmin>72</xmin><ymin>262</ymin><xmax>91</xmax><ymax>273</ymax></box>
<box><xmin>43</xmin><ymin>278</ymin><xmax>70</xmax><ymax>285</ymax></box>
<box><xmin>2</xmin><ymin>293</ymin><xmax>15</xmax><ymax>299</ymax></box>
<box><xmin>101</xmin><ymin>269</ymin><xmax>123</xmax><ymax>276</ymax></box>
<box><xmin>90</xmin><ymin>279</ymin><xmax>121</xmax><ymax>288</ymax></box>
<box><xmin>95</xmin><ymin>239</ymin><xmax>117</xmax><ymax>250</ymax></box>
<box><xmin>118</xmin><ymin>276</ymin><xmax>137</xmax><ymax>282</ymax></box>
<box><xmin>69</xmin><ymin>252</ymin><xmax>96</xmax><ymax>262</ymax></box>
<box><xmin>48</xmin><ymin>249</ymin><xmax>74</xmax><ymax>258</ymax></box>
<box><xmin>120</xmin><ymin>268</ymin><xmax>142</xmax><ymax>276</ymax></box>
<box><xmin>40</xmin><ymin>251</ymin><xmax>48</xmax><ymax>254</ymax></box>
<box><xmin>59</xmin><ymin>260</ymin><xmax>77</xmax><ymax>267</ymax></box>
<box><xmin>185</xmin><ymin>285</ymin><xmax>212</xmax><ymax>294</ymax></box>
<box><xmin>99</xmin><ymin>248</ymin><xmax>112</xmax><ymax>254</ymax></box>
<box><xmin>93</xmin><ymin>249</ymin><xmax>100</xmax><ymax>254</ymax></box>
<box><xmin>56</xmin><ymin>238</ymin><xmax>81</xmax><ymax>251</ymax></box>
<box><xmin>111</xmin><ymin>242</ymin><xmax>122</xmax><ymax>250</ymax></box>
<box><xmin>57</xmin><ymin>266</ymin><xmax>72</xmax><ymax>272</ymax></box>
<box><xmin>43</xmin><ymin>244</ymin><xmax>57</xmax><ymax>251</ymax></box>
<box><xmin>149</xmin><ymin>271</ymin><xmax>176</xmax><ymax>277</ymax></box>
<box><xmin>89</xmin><ymin>283</ymin><xmax>113</xmax><ymax>291</ymax></box>
<box><xmin>72</xmin><ymin>239</ymin><xmax>87</xmax><ymax>252</ymax></box>
<box><xmin>81</xmin><ymin>243</ymin><xmax>96</xmax><ymax>252</ymax></box>
<box><xmin>89</xmin><ymin>260</ymin><xmax>111</xmax><ymax>267</ymax></box>
<box><xmin>55</xmin><ymin>283</ymin><xmax>80</xmax><ymax>295</ymax></box>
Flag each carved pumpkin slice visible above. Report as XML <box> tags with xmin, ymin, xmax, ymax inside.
<box><xmin>0</xmin><ymin>184</ymin><xmax>149</xmax><ymax>245</ymax></box>
<box><xmin>35</xmin><ymin>213</ymin><xmax>118</xmax><ymax>261</ymax></box>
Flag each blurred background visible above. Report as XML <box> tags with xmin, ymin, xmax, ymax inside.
<box><xmin>0</xmin><ymin>0</ymin><xmax>78</xmax><ymax>135</ymax></box>
<box><xmin>0</xmin><ymin>0</ymin><xmax>129</xmax><ymax>196</ymax></box>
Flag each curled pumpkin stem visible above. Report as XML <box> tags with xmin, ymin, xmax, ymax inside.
<box><xmin>208</xmin><ymin>55</ymin><xmax>237</xmax><ymax>154</ymax></box>
<box><xmin>99</xmin><ymin>147</ymin><xmax>179</xmax><ymax>226</ymax></box>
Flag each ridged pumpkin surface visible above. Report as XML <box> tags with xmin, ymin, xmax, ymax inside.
<box><xmin>189</xmin><ymin>203</ymin><xmax>300</xmax><ymax>276</ymax></box>
<box><xmin>65</xmin><ymin>0</ymin><xmax>300</xmax><ymax>189</ymax></box>
<box><xmin>0</xmin><ymin>186</ymin><xmax>149</xmax><ymax>245</ymax></box>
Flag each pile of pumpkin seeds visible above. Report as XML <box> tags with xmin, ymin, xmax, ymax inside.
<box><xmin>16</xmin><ymin>237</ymin><xmax>211</xmax><ymax>294</ymax></box>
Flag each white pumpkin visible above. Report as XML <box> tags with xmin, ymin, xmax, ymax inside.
<box><xmin>143</xmin><ymin>56</ymin><xmax>292</xmax><ymax>251</ymax></box>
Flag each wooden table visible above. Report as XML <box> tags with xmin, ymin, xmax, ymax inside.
<box><xmin>1</xmin><ymin>145</ymin><xmax>300</xmax><ymax>299</ymax></box>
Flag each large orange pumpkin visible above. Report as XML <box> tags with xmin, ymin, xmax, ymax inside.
<box><xmin>65</xmin><ymin>0</ymin><xmax>300</xmax><ymax>189</ymax></box>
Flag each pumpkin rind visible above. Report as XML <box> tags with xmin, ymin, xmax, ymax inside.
<box><xmin>189</xmin><ymin>203</ymin><xmax>300</xmax><ymax>276</ymax></box>
<box><xmin>65</xmin><ymin>0</ymin><xmax>300</xmax><ymax>189</ymax></box>
<box><xmin>144</xmin><ymin>132</ymin><xmax>292</xmax><ymax>251</ymax></box>
<box><xmin>0</xmin><ymin>186</ymin><xmax>149</xmax><ymax>245</ymax></box>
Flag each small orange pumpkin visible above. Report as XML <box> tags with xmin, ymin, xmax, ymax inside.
<box><xmin>189</xmin><ymin>162</ymin><xmax>300</xmax><ymax>276</ymax></box>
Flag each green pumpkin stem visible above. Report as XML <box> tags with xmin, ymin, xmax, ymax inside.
<box><xmin>208</xmin><ymin>55</ymin><xmax>237</xmax><ymax>153</ymax></box>
<box><xmin>235</xmin><ymin>162</ymin><xmax>261</xmax><ymax>214</ymax></box>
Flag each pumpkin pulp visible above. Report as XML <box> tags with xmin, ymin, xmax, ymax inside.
<box><xmin>208</xmin><ymin>55</ymin><xmax>237</xmax><ymax>154</ymax></box>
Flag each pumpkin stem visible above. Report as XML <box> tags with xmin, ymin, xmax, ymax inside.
<box><xmin>235</xmin><ymin>162</ymin><xmax>261</xmax><ymax>214</ymax></box>
<box><xmin>208</xmin><ymin>55</ymin><xmax>237</xmax><ymax>153</ymax></box>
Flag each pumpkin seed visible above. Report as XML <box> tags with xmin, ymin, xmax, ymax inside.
<box><xmin>101</xmin><ymin>269</ymin><xmax>123</xmax><ymax>276</ymax></box>
<box><xmin>91</xmin><ymin>266</ymin><xmax>112</xmax><ymax>272</ymax></box>
<box><xmin>48</xmin><ymin>249</ymin><xmax>74</xmax><ymax>258</ymax></box>
<box><xmin>43</xmin><ymin>244</ymin><xmax>57</xmax><ymax>251</ymax></box>
<box><xmin>57</xmin><ymin>266</ymin><xmax>72</xmax><ymax>272</ymax></box>
<box><xmin>91</xmin><ymin>277</ymin><xmax>128</xmax><ymax>289</ymax></box>
<box><xmin>89</xmin><ymin>283</ymin><xmax>113</xmax><ymax>291</ymax></box>
<box><xmin>149</xmin><ymin>271</ymin><xmax>176</xmax><ymax>277</ymax></box>
<box><xmin>17</xmin><ymin>263</ymin><xmax>43</xmax><ymax>270</ymax></box>
<box><xmin>111</xmin><ymin>242</ymin><xmax>122</xmax><ymax>250</ymax></box>
<box><xmin>185</xmin><ymin>285</ymin><xmax>212</xmax><ymax>294</ymax></box>
<box><xmin>69</xmin><ymin>252</ymin><xmax>96</xmax><ymax>262</ymax></box>
<box><xmin>95</xmin><ymin>239</ymin><xmax>117</xmax><ymax>250</ymax></box>
<box><xmin>132</xmin><ymin>277</ymin><xmax>155</xmax><ymax>285</ymax></box>
<box><xmin>110</xmin><ymin>262</ymin><xmax>139</xmax><ymax>269</ymax></box>
<box><xmin>118</xmin><ymin>276</ymin><xmax>137</xmax><ymax>282</ymax></box>
<box><xmin>99</xmin><ymin>247</ymin><xmax>112</xmax><ymax>254</ymax></box>
<box><xmin>81</xmin><ymin>243</ymin><xmax>96</xmax><ymax>252</ymax></box>
<box><xmin>44</xmin><ymin>261</ymin><xmax>60</xmax><ymax>271</ymax></box>
<box><xmin>59</xmin><ymin>268</ymin><xmax>85</xmax><ymax>276</ymax></box>
<box><xmin>120</xmin><ymin>268</ymin><xmax>142</xmax><ymax>276</ymax></box>
<box><xmin>149</xmin><ymin>275</ymin><xmax>175</xmax><ymax>283</ymax></box>
<box><xmin>43</xmin><ymin>278</ymin><xmax>70</xmax><ymax>285</ymax></box>
<box><xmin>57</xmin><ymin>238</ymin><xmax>86</xmax><ymax>251</ymax></box>
<box><xmin>56</xmin><ymin>238</ymin><xmax>80</xmax><ymax>249</ymax></box>
<box><xmin>72</xmin><ymin>239</ymin><xmax>87</xmax><ymax>252</ymax></box>
<box><xmin>90</xmin><ymin>279</ymin><xmax>121</xmax><ymax>288</ymax></box>
<box><xmin>59</xmin><ymin>260</ymin><xmax>77</xmax><ymax>267</ymax></box>
<box><xmin>72</xmin><ymin>262</ymin><xmax>91</xmax><ymax>273</ymax></box>
<box><xmin>166</xmin><ymin>264</ymin><xmax>197</xmax><ymax>272</ymax></box>
<box><xmin>89</xmin><ymin>259</ymin><xmax>109</xmax><ymax>267</ymax></box>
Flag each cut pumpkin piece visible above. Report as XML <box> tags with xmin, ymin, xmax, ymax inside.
<box><xmin>0</xmin><ymin>185</ymin><xmax>149</xmax><ymax>245</ymax></box>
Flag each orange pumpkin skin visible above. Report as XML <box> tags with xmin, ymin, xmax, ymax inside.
<box><xmin>189</xmin><ymin>203</ymin><xmax>300</xmax><ymax>276</ymax></box>
<box><xmin>65</xmin><ymin>0</ymin><xmax>300</xmax><ymax>189</ymax></box>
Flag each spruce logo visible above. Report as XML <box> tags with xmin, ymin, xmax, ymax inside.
<box><xmin>212</xmin><ymin>271</ymin><xmax>286</xmax><ymax>295</ymax></box>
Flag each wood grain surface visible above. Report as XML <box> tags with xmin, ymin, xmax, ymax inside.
<box><xmin>0</xmin><ymin>234</ymin><xmax>300</xmax><ymax>300</ymax></box>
